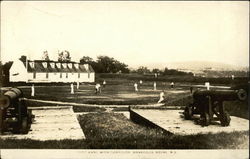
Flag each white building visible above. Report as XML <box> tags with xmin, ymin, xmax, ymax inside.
<box><xmin>9</xmin><ymin>59</ymin><xmax>95</xmax><ymax>83</ymax></box>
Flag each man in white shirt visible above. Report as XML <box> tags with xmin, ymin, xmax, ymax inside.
<box><xmin>170</xmin><ymin>82</ymin><xmax>174</xmax><ymax>88</ymax></box>
<box><xmin>153</xmin><ymin>82</ymin><xmax>157</xmax><ymax>90</ymax></box>
<box><xmin>95</xmin><ymin>83</ymin><xmax>101</xmax><ymax>94</ymax></box>
<box><xmin>157</xmin><ymin>91</ymin><xmax>165</xmax><ymax>103</ymax></box>
<box><xmin>134</xmin><ymin>83</ymin><xmax>138</xmax><ymax>91</ymax></box>
<box><xmin>103</xmin><ymin>80</ymin><xmax>106</xmax><ymax>88</ymax></box>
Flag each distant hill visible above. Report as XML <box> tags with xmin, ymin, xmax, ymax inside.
<box><xmin>165</xmin><ymin>61</ymin><xmax>248</xmax><ymax>71</ymax></box>
<box><xmin>130</xmin><ymin>61</ymin><xmax>248</xmax><ymax>71</ymax></box>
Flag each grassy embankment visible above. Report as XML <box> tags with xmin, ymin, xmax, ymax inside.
<box><xmin>1</xmin><ymin>112</ymin><xmax>248</xmax><ymax>149</ymax></box>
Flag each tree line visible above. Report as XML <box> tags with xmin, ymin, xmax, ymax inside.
<box><xmin>13</xmin><ymin>52</ymin><xmax>194</xmax><ymax>75</ymax></box>
<box><xmin>80</xmin><ymin>56</ymin><xmax>193</xmax><ymax>76</ymax></box>
<box><xmin>80</xmin><ymin>56</ymin><xmax>130</xmax><ymax>73</ymax></box>
<box><xmin>130</xmin><ymin>66</ymin><xmax>193</xmax><ymax>76</ymax></box>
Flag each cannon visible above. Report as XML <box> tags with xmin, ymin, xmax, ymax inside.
<box><xmin>0</xmin><ymin>88</ymin><xmax>34</xmax><ymax>134</ymax></box>
<box><xmin>184</xmin><ymin>89</ymin><xmax>247</xmax><ymax>126</ymax></box>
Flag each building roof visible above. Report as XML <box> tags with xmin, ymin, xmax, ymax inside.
<box><xmin>21</xmin><ymin>60</ymin><xmax>94</xmax><ymax>73</ymax></box>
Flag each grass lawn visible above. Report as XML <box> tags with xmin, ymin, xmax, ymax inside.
<box><xmin>1</xmin><ymin>76</ymin><xmax>248</xmax><ymax>149</ymax></box>
<box><xmin>78</xmin><ymin>113</ymin><xmax>249</xmax><ymax>149</ymax></box>
<box><xmin>20</xmin><ymin>81</ymin><xmax>191</xmax><ymax>105</ymax></box>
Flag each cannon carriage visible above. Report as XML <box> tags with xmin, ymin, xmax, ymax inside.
<box><xmin>0</xmin><ymin>88</ymin><xmax>34</xmax><ymax>134</ymax></box>
<box><xmin>184</xmin><ymin>88</ymin><xmax>247</xmax><ymax>127</ymax></box>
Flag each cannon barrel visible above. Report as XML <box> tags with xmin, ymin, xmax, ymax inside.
<box><xmin>193</xmin><ymin>89</ymin><xmax>247</xmax><ymax>101</ymax></box>
<box><xmin>0</xmin><ymin>87</ymin><xmax>33</xmax><ymax>134</ymax></box>
<box><xmin>185</xmin><ymin>88</ymin><xmax>247</xmax><ymax>126</ymax></box>
<box><xmin>0</xmin><ymin>95</ymin><xmax>10</xmax><ymax>108</ymax></box>
<box><xmin>0</xmin><ymin>88</ymin><xmax>23</xmax><ymax>108</ymax></box>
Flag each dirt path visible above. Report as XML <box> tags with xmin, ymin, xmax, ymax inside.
<box><xmin>131</xmin><ymin>109</ymin><xmax>249</xmax><ymax>135</ymax></box>
<box><xmin>24</xmin><ymin>98</ymin><xmax>164</xmax><ymax>108</ymax></box>
<box><xmin>0</xmin><ymin>106</ymin><xmax>85</xmax><ymax>141</ymax></box>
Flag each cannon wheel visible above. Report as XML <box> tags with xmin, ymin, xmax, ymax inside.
<box><xmin>184</xmin><ymin>106</ymin><xmax>192</xmax><ymax>120</ymax></box>
<box><xmin>20</xmin><ymin>117</ymin><xmax>29</xmax><ymax>134</ymax></box>
<box><xmin>201</xmin><ymin>113</ymin><xmax>210</xmax><ymax>126</ymax></box>
<box><xmin>237</xmin><ymin>89</ymin><xmax>247</xmax><ymax>101</ymax></box>
<box><xmin>26</xmin><ymin>110</ymin><xmax>32</xmax><ymax>130</ymax></box>
<box><xmin>27</xmin><ymin>110</ymin><xmax>33</xmax><ymax>124</ymax></box>
<box><xmin>220</xmin><ymin>111</ymin><xmax>231</xmax><ymax>126</ymax></box>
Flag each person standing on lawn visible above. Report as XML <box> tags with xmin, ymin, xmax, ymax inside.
<box><xmin>31</xmin><ymin>84</ymin><xmax>35</xmax><ymax>96</ymax></box>
<box><xmin>103</xmin><ymin>80</ymin><xmax>106</xmax><ymax>88</ymax></box>
<box><xmin>157</xmin><ymin>91</ymin><xmax>165</xmax><ymax>103</ymax></box>
<box><xmin>170</xmin><ymin>82</ymin><xmax>174</xmax><ymax>88</ymax></box>
<box><xmin>190</xmin><ymin>86</ymin><xmax>193</xmax><ymax>94</ymax></box>
<box><xmin>153</xmin><ymin>82</ymin><xmax>157</xmax><ymax>90</ymax></box>
<box><xmin>95</xmin><ymin>83</ymin><xmax>101</xmax><ymax>94</ymax></box>
<box><xmin>134</xmin><ymin>83</ymin><xmax>138</xmax><ymax>91</ymax></box>
<box><xmin>139</xmin><ymin>80</ymin><xmax>143</xmax><ymax>84</ymax></box>
<box><xmin>70</xmin><ymin>83</ymin><xmax>74</xmax><ymax>94</ymax></box>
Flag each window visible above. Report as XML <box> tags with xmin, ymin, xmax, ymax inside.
<box><xmin>84</xmin><ymin>64</ymin><xmax>89</xmax><ymax>71</ymax></box>
<box><xmin>68</xmin><ymin>63</ymin><xmax>72</xmax><ymax>69</ymax></box>
<box><xmin>33</xmin><ymin>72</ymin><xmax>36</xmax><ymax>79</ymax></box>
<box><xmin>62</xmin><ymin>63</ymin><xmax>67</xmax><ymax>68</ymax></box>
<box><xmin>74</xmin><ymin>63</ymin><xmax>79</xmax><ymax>69</ymax></box>
<box><xmin>46</xmin><ymin>72</ymin><xmax>49</xmax><ymax>78</ymax></box>
<box><xmin>60</xmin><ymin>73</ymin><xmax>62</xmax><ymax>78</ymax></box>
<box><xmin>78</xmin><ymin>73</ymin><xmax>80</xmax><ymax>78</ymax></box>
<box><xmin>42</xmin><ymin>62</ymin><xmax>48</xmax><ymax>68</ymax></box>
<box><xmin>66</xmin><ymin>73</ymin><xmax>68</xmax><ymax>78</ymax></box>
<box><xmin>30</xmin><ymin>62</ymin><xmax>35</xmax><ymax>68</ymax></box>
<box><xmin>56</xmin><ymin>63</ymin><xmax>61</xmax><ymax>69</ymax></box>
<box><xmin>88</xmin><ymin>72</ymin><xmax>90</xmax><ymax>78</ymax></box>
<box><xmin>51</xmin><ymin>63</ymin><xmax>55</xmax><ymax>68</ymax></box>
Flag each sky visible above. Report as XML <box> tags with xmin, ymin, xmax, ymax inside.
<box><xmin>1</xmin><ymin>1</ymin><xmax>249</xmax><ymax>68</ymax></box>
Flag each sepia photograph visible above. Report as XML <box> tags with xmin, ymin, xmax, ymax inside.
<box><xmin>0</xmin><ymin>1</ymin><xmax>249</xmax><ymax>158</ymax></box>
